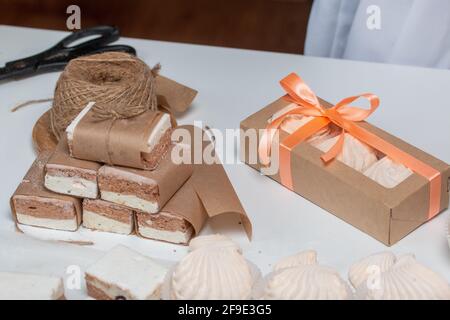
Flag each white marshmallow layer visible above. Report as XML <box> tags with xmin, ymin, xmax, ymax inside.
<box><xmin>45</xmin><ymin>174</ymin><xmax>98</xmax><ymax>199</ymax></box>
<box><xmin>138</xmin><ymin>225</ymin><xmax>193</xmax><ymax>244</ymax></box>
<box><xmin>66</xmin><ymin>101</ymin><xmax>96</xmax><ymax>144</ymax></box>
<box><xmin>101</xmin><ymin>191</ymin><xmax>159</xmax><ymax>214</ymax></box>
<box><xmin>83</xmin><ymin>210</ymin><xmax>133</xmax><ymax>235</ymax></box>
<box><xmin>0</xmin><ymin>272</ymin><xmax>64</xmax><ymax>300</ymax></box>
<box><xmin>16</xmin><ymin>213</ymin><xmax>78</xmax><ymax>231</ymax></box>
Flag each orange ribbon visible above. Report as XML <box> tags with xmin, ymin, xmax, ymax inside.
<box><xmin>259</xmin><ymin>73</ymin><xmax>441</xmax><ymax>220</ymax></box>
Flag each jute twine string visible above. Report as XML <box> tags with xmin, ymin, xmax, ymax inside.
<box><xmin>11</xmin><ymin>52</ymin><xmax>162</xmax><ymax>164</ymax></box>
<box><xmin>11</xmin><ymin>52</ymin><xmax>161</xmax><ymax>164</ymax></box>
<box><xmin>50</xmin><ymin>52</ymin><xmax>161</xmax><ymax>146</ymax></box>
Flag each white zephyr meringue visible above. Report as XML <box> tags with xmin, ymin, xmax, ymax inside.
<box><xmin>273</xmin><ymin>250</ymin><xmax>318</xmax><ymax>271</ymax></box>
<box><xmin>263</xmin><ymin>251</ymin><xmax>352</xmax><ymax>300</ymax></box>
<box><xmin>188</xmin><ymin>234</ymin><xmax>241</xmax><ymax>252</ymax></box>
<box><xmin>363</xmin><ymin>157</ymin><xmax>413</xmax><ymax>188</ymax></box>
<box><xmin>269</xmin><ymin>104</ymin><xmax>338</xmax><ymax>146</ymax></box>
<box><xmin>348</xmin><ymin>252</ymin><xmax>396</xmax><ymax>288</ymax></box>
<box><xmin>171</xmin><ymin>235</ymin><xmax>254</xmax><ymax>300</ymax></box>
<box><xmin>315</xmin><ymin>133</ymin><xmax>378</xmax><ymax>172</ymax></box>
<box><xmin>352</xmin><ymin>254</ymin><xmax>450</xmax><ymax>300</ymax></box>
<box><xmin>264</xmin><ymin>265</ymin><xmax>353</xmax><ymax>300</ymax></box>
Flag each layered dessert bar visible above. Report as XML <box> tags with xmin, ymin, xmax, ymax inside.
<box><xmin>45</xmin><ymin>137</ymin><xmax>101</xmax><ymax>199</ymax></box>
<box><xmin>85</xmin><ymin>245</ymin><xmax>167</xmax><ymax>300</ymax></box>
<box><xmin>0</xmin><ymin>272</ymin><xmax>65</xmax><ymax>300</ymax></box>
<box><xmin>97</xmin><ymin>148</ymin><xmax>193</xmax><ymax>213</ymax></box>
<box><xmin>135</xmin><ymin>180</ymin><xmax>205</xmax><ymax>245</ymax></box>
<box><xmin>136</xmin><ymin>211</ymin><xmax>193</xmax><ymax>245</ymax></box>
<box><xmin>10</xmin><ymin>153</ymin><xmax>82</xmax><ymax>231</ymax></box>
<box><xmin>66</xmin><ymin>102</ymin><xmax>173</xmax><ymax>170</ymax></box>
<box><xmin>83</xmin><ymin>199</ymin><xmax>134</xmax><ymax>235</ymax></box>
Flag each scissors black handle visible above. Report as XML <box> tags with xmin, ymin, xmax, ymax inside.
<box><xmin>0</xmin><ymin>26</ymin><xmax>136</xmax><ymax>80</ymax></box>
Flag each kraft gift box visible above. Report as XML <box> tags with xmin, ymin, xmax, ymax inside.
<box><xmin>240</xmin><ymin>97</ymin><xmax>450</xmax><ymax>246</ymax></box>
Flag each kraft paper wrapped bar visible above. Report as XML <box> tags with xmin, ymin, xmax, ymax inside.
<box><xmin>83</xmin><ymin>199</ymin><xmax>135</xmax><ymax>235</ymax></box>
<box><xmin>136</xmin><ymin>125</ymin><xmax>253</xmax><ymax>243</ymax></box>
<box><xmin>135</xmin><ymin>181</ymin><xmax>199</xmax><ymax>245</ymax></box>
<box><xmin>240</xmin><ymin>79</ymin><xmax>449</xmax><ymax>246</ymax></box>
<box><xmin>10</xmin><ymin>152</ymin><xmax>82</xmax><ymax>232</ymax></box>
<box><xmin>45</xmin><ymin>137</ymin><xmax>101</xmax><ymax>199</ymax></box>
<box><xmin>97</xmin><ymin>145</ymin><xmax>193</xmax><ymax>214</ymax></box>
<box><xmin>66</xmin><ymin>75</ymin><xmax>197</xmax><ymax>170</ymax></box>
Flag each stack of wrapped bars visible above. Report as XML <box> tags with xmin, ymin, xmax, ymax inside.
<box><xmin>11</xmin><ymin>87</ymin><xmax>203</xmax><ymax>245</ymax></box>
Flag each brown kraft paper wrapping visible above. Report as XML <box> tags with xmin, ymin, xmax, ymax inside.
<box><xmin>71</xmin><ymin>75</ymin><xmax>197</xmax><ymax>169</ymax></box>
<box><xmin>240</xmin><ymin>98</ymin><xmax>449</xmax><ymax>246</ymax></box>
<box><xmin>73</xmin><ymin>109</ymin><xmax>165</xmax><ymax>168</ymax></box>
<box><xmin>160</xmin><ymin>125</ymin><xmax>252</xmax><ymax>239</ymax></box>
<box><xmin>48</xmin><ymin>136</ymin><xmax>101</xmax><ymax>174</ymax></box>
<box><xmin>10</xmin><ymin>152</ymin><xmax>82</xmax><ymax>228</ymax></box>
<box><xmin>99</xmin><ymin>144</ymin><xmax>194</xmax><ymax>211</ymax></box>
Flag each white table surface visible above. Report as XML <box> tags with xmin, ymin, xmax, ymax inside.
<box><xmin>0</xmin><ymin>25</ymin><xmax>449</xmax><ymax>299</ymax></box>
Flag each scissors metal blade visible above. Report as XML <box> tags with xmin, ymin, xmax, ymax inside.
<box><xmin>0</xmin><ymin>26</ymin><xmax>136</xmax><ymax>82</ymax></box>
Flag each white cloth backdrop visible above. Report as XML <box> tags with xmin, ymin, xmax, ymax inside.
<box><xmin>305</xmin><ymin>0</ymin><xmax>450</xmax><ymax>69</ymax></box>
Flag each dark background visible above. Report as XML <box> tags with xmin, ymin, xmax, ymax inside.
<box><xmin>0</xmin><ymin>0</ymin><xmax>313</xmax><ymax>54</ymax></box>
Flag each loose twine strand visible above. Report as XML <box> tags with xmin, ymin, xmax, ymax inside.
<box><xmin>12</xmin><ymin>52</ymin><xmax>161</xmax><ymax>148</ymax></box>
<box><xmin>11</xmin><ymin>98</ymin><xmax>54</xmax><ymax>113</ymax></box>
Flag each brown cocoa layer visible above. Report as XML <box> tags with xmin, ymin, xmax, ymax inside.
<box><xmin>98</xmin><ymin>172</ymin><xmax>159</xmax><ymax>202</ymax></box>
<box><xmin>85</xmin><ymin>274</ymin><xmax>113</xmax><ymax>300</ymax></box>
<box><xmin>46</xmin><ymin>166</ymin><xmax>97</xmax><ymax>181</ymax></box>
<box><xmin>136</xmin><ymin>211</ymin><xmax>191</xmax><ymax>233</ymax></box>
<box><xmin>85</xmin><ymin>274</ymin><xmax>138</xmax><ymax>300</ymax></box>
<box><xmin>13</xmin><ymin>196</ymin><xmax>76</xmax><ymax>220</ymax></box>
<box><xmin>83</xmin><ymin>199</ymin><xmax>134</xmax><ymax>224</ymax></box>
<box><xmin>142</xmin><ymin>128</ymin><xmax>172</xmax><ymax>170</ymax></box>
<box><xmin>86</xmin><ymin>282</ymin><xmax>113</xmax><ymax>300</ymax></box>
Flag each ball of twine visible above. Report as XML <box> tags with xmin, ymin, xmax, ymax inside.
<box><xmin>50</xmin><ymin>52</ymin><xmax>161</xmax><ymax>140</ymax></box>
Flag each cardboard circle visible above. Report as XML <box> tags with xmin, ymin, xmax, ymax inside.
<box><xmin>32</xmin><ymin>110</ymin><xmax>58</xmax><ymax>154</ymax></box>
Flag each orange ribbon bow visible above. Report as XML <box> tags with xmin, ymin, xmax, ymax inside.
<box><xmin>259</xmin><ymin>73</ymin><xmax>441</xmax><ymax>220</ymax></box>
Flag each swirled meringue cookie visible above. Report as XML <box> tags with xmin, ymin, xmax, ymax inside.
<box><xmin>363</xmin><ymin>157</ymin><xmax>413</xmax><ymax>188</ymax></box>
<box><xmin>264</xmin><ymin>265</ymin><xmax>352</xmax><ymax>300</ymax></box>
<box><xmin>170</xmin><ymin>235</ymin><xmax>256</xmax><ymax>300</ymax></box>
<box><xmin>315</xmin><ymin>133</ymin><xmax>378</xmax><ymax>172</ymax></box>
<box><xmin>261</xmin><ymin>251</ymin><xmax>352</xmax><ymax>300</ymax></box>
<box><xmin>269</xmin><ymin>104</ymin><xmax>338</xmax><ymax>146</ymax></box>
<box><xmin>188</xmin><ymin>234</ymin><xmax>241</xmax><ymax>252</ymax></box>
<box><xmin>273</xmin><ymin>250</ymin><xmax>318</xmax><ymax>271</ymax></box>
<box><xmin>348</xmin><ymin>252</ymin><xmax>396</xmax><ymax>288</ymax></box>
<box><xmin>351</xmin><ymin>253</ymin><xmax>450</xmax><ymax>300</ymax></box>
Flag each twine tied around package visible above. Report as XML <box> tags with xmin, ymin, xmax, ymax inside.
<box><xmin>54</xmin><ymin>52</ymin><xmax>162</xmax><ymax>165</ymax></box>
<box><xmin>11</xmin><ymin>52</ymin><xmax>163</xmax><ymax>165</ymax></box>
<box><xmin>11</xmin><ymin>52</ymin><xmax>162</xmax><ymax>143</ymax></box>
<box><xmin>51</xmin><ymin>52</ymin><xmax>161</xmax><ymax>142</ymax></box>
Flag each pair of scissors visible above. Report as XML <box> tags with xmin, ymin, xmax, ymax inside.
<box><xmin>0</xmin><ymin>25</ymin><xmax>136</xmax><ymax>81</ymax></box>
